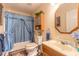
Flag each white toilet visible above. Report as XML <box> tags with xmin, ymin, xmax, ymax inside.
<box><xmin>25</xmin><ymin>43</ymin><xmax>38</xmax><ymax>56</ymax></box>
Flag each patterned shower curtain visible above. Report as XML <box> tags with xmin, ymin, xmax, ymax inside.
<box><xmin>4</xmin><ymin>12</ymin><xmax>34</xmax><ymax>51</ymax></box>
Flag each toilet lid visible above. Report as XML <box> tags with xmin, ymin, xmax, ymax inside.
<box><xmin>26</xmin><ymin>43</ymin><xmax>38</xmax><ymax>50</ymax></box>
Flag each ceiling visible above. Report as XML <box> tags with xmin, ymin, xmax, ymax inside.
<box><xmin>2</xmin><ymin>3</ymin><xmax>41</xmax><ymax>14</ymax></box>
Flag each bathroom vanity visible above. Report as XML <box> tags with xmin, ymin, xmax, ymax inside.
<box><xmin>42</xmin><ymin>40</ymin><xmax>79</xmax><ymax>56</ymax></box>
<box><xmin>43</xmin><ymin>3</ymin><xmax>79</xmax><ymax>56</ymax></box>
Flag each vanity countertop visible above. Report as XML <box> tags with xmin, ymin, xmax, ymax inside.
<box><xmin>42</xmin><ymin>40</ymin><xmax>79</xmax><ymax>56</ymax></box>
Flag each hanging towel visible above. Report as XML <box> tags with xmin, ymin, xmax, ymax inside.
<box><xmin>46</xmin><ymin>32</ymin><xmax>50</xmax><ymax>41</ymax></box>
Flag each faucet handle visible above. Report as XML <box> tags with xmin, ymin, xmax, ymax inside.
<box><xmin>61</xmin><ymin>41</ymin><xmax>65</xmax><ymax>45</ymax></box>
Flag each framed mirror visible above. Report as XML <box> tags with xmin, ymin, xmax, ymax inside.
<box><xmin>55</xmin><ymin>3</ymin><xmax>79</xmax><ymax>34</ymax></box>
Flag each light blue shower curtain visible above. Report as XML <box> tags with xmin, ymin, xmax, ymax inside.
<box><xmin>4</xmin><ymin>12</ymin><xmax>34</xmax><ymax>51</ymax></box>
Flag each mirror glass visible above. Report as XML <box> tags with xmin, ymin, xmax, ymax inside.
<box><xmin>55</xmin><ymin>3</ymin><xmax>79</xmax><ymax>34</ymax></box>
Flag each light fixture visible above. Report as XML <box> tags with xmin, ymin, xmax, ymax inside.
<box><xmin>51</xmin><ymin>3</ymin><xmax>58</xmax><ymax>6</ymax></box>
<box><xmin>51</xmin><ymin>3</ymin><xmax>62</xmax><ymax>7</ymax></box>
<box><xmin>51</xmin><ymin>3</ymin><xmax>63</xmax><ymax>12</ymax></box>
<box><xmin>26</xmin><ymin>3</ymin><xmax>32</xmax><ymax>6</ymax></box>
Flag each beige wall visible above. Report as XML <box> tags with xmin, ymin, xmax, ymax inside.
<box><xmin>0</xmin><ymin>5</ymin><xmax>3</xmax><ymax>33</ymax></box>
<box><xmin>34</xmin><ymin>4</ymin><xmax>57</xmax><ymax>41</ymax></box>
<box><xmin>3</xmin><ymin>5</ymin><xmax>32</xmax><ymax>16</ymax></box>
<box><xmin>33</xmin><ymin>4</ymin><xmax>54</xmax><ymax>41</ymax></box>
<box><xmin>34</xmin><ymin>3</ymin><xmax>77</xmax><ymax>43</ymax></box>
<box><xmin>0</xmin><ymin>8</ymin><xmax>4</xmax><ymax>33</ymax></box>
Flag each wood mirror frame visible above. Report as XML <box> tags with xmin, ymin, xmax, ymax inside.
<box><xmin>55</xmin><ymin>3</ymin><xmax>79</xmax><ymax>34</ymax></box>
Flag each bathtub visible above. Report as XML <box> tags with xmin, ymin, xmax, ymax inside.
<box><xmin>3</xmin><ymin>41</ymin><xmax>38</xmax><ymax>56</ymax></box>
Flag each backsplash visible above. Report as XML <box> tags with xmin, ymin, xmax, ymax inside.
<box><xmin>55</xmin><ymin>33</ymin><xmax>76</xmax><ymax>48</ymax></box>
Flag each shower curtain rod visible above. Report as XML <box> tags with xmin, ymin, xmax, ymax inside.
<box><xmin>4</xmin><ymin>11</ymin><xmax>32</xmax><ymax>17</ymax></box>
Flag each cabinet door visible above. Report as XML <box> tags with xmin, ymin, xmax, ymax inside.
<box><xmin>36</xmin><ymin>16</ymin><xmax>41</xmax><ymax>25</ymax></box>
<box><xmin>40</xmin><ymin>13</ymin><xmax>44</xmax><ymax>31</ymax></box>
<box><xmin>34</xmin><ymin>13</ymin><xmax>44</xmax><ymax>31</ymax></box>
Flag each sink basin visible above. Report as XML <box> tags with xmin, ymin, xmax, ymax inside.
<box><xmin>51</xmin><ymin>41</ymin><xmax>73</xmax><ymax>51</ymax></box>
<box><xmin>62</xmin><ymin>45</ymin><xmax>73</xmax><ymax>51</ymax></box>
<box><xmin>43</xmin><ymin>40</ymin><xmax>74</xmax><ymax>51</ymax></box>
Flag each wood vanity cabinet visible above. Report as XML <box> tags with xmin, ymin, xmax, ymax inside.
<box><xmin>42</xmin><ymin>44</ymin><xmax>65</xmax><ymax>56</ymax></box>
<box><xmin>34</xmin><ymin>12</ymin><xmax>44</xmax><ymax>32</ymax></box>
